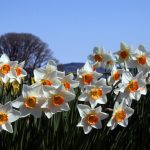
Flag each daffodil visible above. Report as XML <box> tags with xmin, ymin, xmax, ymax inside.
<box><xmin>77</xmin><ymin>104</ymin><xmax>108</xmax><ymax>134</ymax></box>
<box><xmin>108</xmin><ymin>64</ymin><xmax>123</xmax><ymax>85</ymax></box>
<box><xmin>0</xmin><ymin>102</ymin><xmax>20</xmax><ymax>133</ymax></box>
<box><xmin>34</xmin><ymin>69</ymin><xmax>61</xmax><ymax>87</ymax></box>
<box><xmin>128</xmin><ymin>45</ymin><xmax>150</xmax><ymax>74</ymax></box>
<box><xmin>58</xmin><ymin>73</ymin><xmax>79</xmax><ymax>93</ymax></box>
<box><xmin>88</xmin><ymin>47</ymin><xmax>111</xmax><ymax>68</ymax></box>
<box><xmin>107</xmin><ymin>100</ymin><xmax>134</xmax><ymax>130</ymax></box>
<box><xmin>0</xmin><ymin>53</ymin><xmax>18</xmax><ymax>83</ymax></box>
<box><xmin>41</xmin><ymin>85</ymin><xmax>75</xmax><ymax>118</ymax></box>
<box><xmin>77</xmin><ymin>61</ymin><xmax>102</xmax><ymax>90</ymax></box>
<box><xmin>114</xmin><ymin>42</ymin><xmax>133</xmax><ymax>64</ymax></box>
<box><xmin>12</xmin><ymin>84</ymin><xmax>45</xmax><ymax>118</ymax></box>
<box><xmin>104</xmin><ymin>51</ymin><xmax>115</xmax><ymax>70</ymax></box>
<box><xmin>114</xmin><ymin>71</ymin><xmax>147</xmax><ymax>106</ymax></box>
<box><xmin>78</xmin><ymin>79</ymin><xmax>112</xmax><ymax>108</ymax></box>
<box><xmin>9</xmin><ymin>61</ymin><xmax>27</xmax><ymax>84</ymax></box>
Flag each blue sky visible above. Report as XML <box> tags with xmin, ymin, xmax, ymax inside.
<box><xmin>0</xmin><ymin>0</ymin><xmax>150</xmax><ymax>64</ymax></box>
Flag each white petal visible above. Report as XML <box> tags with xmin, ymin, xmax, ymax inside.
<box><xmin>83</xmin><ymin>125</ymin><xmax>92</xmax><ymax>134</ymax></box>
<box><xmin>99</xmin><ymin>112</ymin><xmax>109</xmax><ymax>120</ymax></box>
<box><xmin>122</xmin><ymin>71</ymin><xmax>132</xmax><ymax>84</ymax></box>
<box><xmin>8</xmin><ymin>109</ymin><xmax>20</xmax><ymax>123</ymax></box>
<box><xmin>63</xmin><ymin>91</ymin><xmax>75</xmax><ymax>102</ymax></box>
<box><xmin>89</xmin><ymin>99</ymin><xmax>97</xmax><ymax>108</ymax></box>
<box><xmin>45</xmin><ymin>111</ymin><xmax>53</xmax><ymax>119</ymax></box>
<box><xmin>78</xmin><ymin>93</ymin><xmax>88</xmax><ymax>101</ymax></box>
<box><xmin>102</xmin><ymin>86</ymin><xmax>112</xmax><ymax>94</ymax></box>
<box><xmin>77</xmin><ymin>104</ymin><xmax>91</xmax><ymax>118</ymax></box>
<box><xmin>118</xmin><ymin>119</ymin><xmax>128</xmax><ymax>127</ymax></box>
<box><xmin>30</xmin><ymin>109</ymin><xmax>42</xmax><ymax>118</ymax></box>
<box><xmin>2</xmin><ymin>123</ymin><xmax>13</xmax><ymax>133</ymax></box>
<box><xmin>12</xmin><ymin>96</ymin><xmax>24</xmax><ymax>108</ymax></box>
<box><xmin>34</xmin><ymin>69</ymin><xmax>45</xmax><ymax>82</ymax></box>
<box><xmin>0</xmin><ymin>53</ymin><xmax>10</xmax><ymax>63</ymax></box>
<box><xmin>125</xmin><ymin>107</ymin><xmax>134</xmax><ymax>118</ymax></box>
<box><xmin>60</xmin><ymin>103</ymin><xmax>70</xmax><ymax>111</ymax></box>
<box><xmin>2</xmin><ymin>101</ymin><xmax>12</xmax><ymax>113</ymax></box>
<box><xmin>2</xmin><ymin>75</ymin><xmax>9</xmax><ymax>83</ymax></box>
<box><xmin>20</xmin><ymin>107</ymin><xmax>30</xmax><ymax>118</ymax></box>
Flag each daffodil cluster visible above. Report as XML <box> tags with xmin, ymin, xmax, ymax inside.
<box><xmin>0</xmin><ymin>42</ymin><xmax>149</xmax><ymax>134</ymax></box>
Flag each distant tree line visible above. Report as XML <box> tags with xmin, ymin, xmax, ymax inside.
<box><xmin>0</xmin><ymin>33</ymin><xmax>59</xmax><ymax>74</ymax></box>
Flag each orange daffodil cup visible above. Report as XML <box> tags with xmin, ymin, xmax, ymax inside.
<box><xmin>0</xmin><ymin>41</ymin><xmax>149</xmax><ymax>134</ymax></box>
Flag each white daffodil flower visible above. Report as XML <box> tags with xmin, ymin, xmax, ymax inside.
<box><xmin>0</xmin><ymin>102</ymin><xmax>20</xmax><ymax>133</ymax></box>
<box><xmin>114</xmin><ymin>71</ymin><xmax>147</xmax><ymax>106</ymax></box>
<box><xmin>58</xmin><ymin>73</ymin><xmax>79</xmax><ymax>93</ymax></box>
<box><xmin>107</xmin><ymin>100</ymin><xmax>134</xmax><ymax>130</ymax></box>
<box><xmin>77</xmin><ymin>61</ymin><xmax>102</xmax><ymax>90</ymax></box>
<box><xmin>128</xmin><ymin>45</ymin><xmax>150</xmax><ymax>74</ymax></box>
<box><xmin>77</xmin><ymin>104</ymin><xmax>108</xmax><ymax>134</ymax></box>
<box><xmin>12</xmin><ymin>84</ymin><xmax>45</xmax><ymax>118</ymax></box>
<box><xmin>0</xmin><ymin>53</ymin><xmax>18</xmax><ymax>83</ymax></box>
<box><xmin>114</xmin><ymin>42</ymin><xmax>133</xmax><ymax>63</ymax></box>
<box><xmin>9</xmin><ymin>61</ymin><xmax>27</xmax><ymax>84</ymax></box>
<box><xmin>108</xmin><ymin>64</ymin><xmax>123</xmax><ymax>85</ymax></box>
<box><xmin>34</xmin><ymin>69</ymin><xmax>61</xmax><ymax>87</ymax></box>
<box><xmin>88</xmin><ymin>47</ymin><xmax>111</xmax><ymax>68</ymax></box>
<box><xmin>104</xmin><ymin>51</ymin><xmax>115</xmax><ymax>70</ymax></box>
<box><xmin>78</xmin><ymin>79</ymin><xmax>112</xmax><ymax>108</ymax></box>
<box><xmin>41</xmin><ymin>85</ymin><xmax>75</xmax><ymax>119</ymax></box>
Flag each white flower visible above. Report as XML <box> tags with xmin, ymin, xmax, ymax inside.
<box><xmin>88</xmin><ymin>47</ymin><xmax>111</xmax><ymax>68</ymax></box>
<box><xmin>0</xmin><ymin>102</ymin><xmax>20</xmax><ymax>133</ymax></box>
<box><xmin>108</xmin><ymin>64</ymin><xmax>123</xmax><ymax>85</ymax></box>
<box><xmin>34</xmin><ymin>69</ymin><xmax>61</xmax><ymax>87</ymax></box>
<box><xmin>12</xmin><ymin>84</ymin><xmax>45</xmax><ymax>118</ymax></box>
<box><xmin>114</xmin><ymin>71</ymin><xmax>147</xmax><ymax>105</ymax></box>
<box><xmin>128</xmin><ymin>45</ymin><xmax>150</xmax><ymax>74</ymax></box>
<box><xmin>0</xmin><ymin>53</ymin><xmax>18</xmax><ymax>83</ymax></box>
<box><xmin>9</xmin><ymin>61</ymin><xmax>27</xmax><ymax>83</ymax></box>
<box><xmin>58</xmin><ymin>73</ymin><xmax>79</xmax><ymax>93</ymax></box>
<box><xmin>77</xmin><ymin>104</ymin><xmax>108</xmax><ymax>134</ymax></box>
<box><xmin>107</xmin><ymin>100</ymin><xmax>134</xmax><ymax>130</ymax></box>
<box><xmin>78</xmin><ymin>79</ymin><xmax>112</xmax><ymax>108</ymax></box>
<box><xmin>41</xmin><ymin>85</ymin><xmax>75</xmax><ymax>118</ymax></box>
<box><xmin>77</xmin><ymin>61</ymin><xmax>102</xmax><ymax>89</ymax></box>
<box><xmin>114</xmin><ymin>42</ymin><xmax>133</xmax><ymax>63</ymax></box>
<box><xmin>104</xmin><ymin>51</ymin><xmax>115</xmax><ymax>70</ymax></box>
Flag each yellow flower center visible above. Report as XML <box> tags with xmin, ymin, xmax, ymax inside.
<box><xmin>112</xmin><ymin>71</ymin><xmax>120</xmax><ymax>81</ymax></box>
<box><xmin>24</xmin><ymin>97</ymin><xmax>36</xmax><ymax>108</ymax></box>
<box><xmin>137</xmin><ymin>55</ymin><xmax>147</xmax><ymax>65</ymax></box>
<box><xmin>0</xmin><ymin>64</ymin><xmax>11</xmax><ymax>75</ymax></box>
<box><xmin>82</xmin><ymin>73</ymin><xmax>93</xmax><ymax>85</ymax></box>
<box><xmin>0</xmin><ymin>112</ymin><xmax>8</xmax><ymax>125</ymax></box>
<box><xmin>62</xmin><ymin>81</ymin><xmax>71</xmax><ymax>90</ymax></box>
<box><xmin>16</xmin><ymin>67</ymin><xmax>22</xmax><ymax>76</ymax></box>
<box><xmin>127</xmin><ymin>80</ymin><xmax>139</xmax><ymax>93</ymax></box>
<box><xmin>86</xmin><ymin>113</ymin><xmax>99</xmax><ymax>125</ymax></box>
<box><xmin>94</xmin><ymin>54</ymin><xmax>103</xmax><ymax>62</ymax></box>
<box><xmin>89</xmin><ymin>88</ymin><xmax>103</xmax><ymax>100</ymax></box>
<box><xmin>119</xmin><ymin>50</ymin><xmax>129</xmax><ymax>60</ymax></box>
<box><xmin>52</xmin><ymin>95</ymin><xmax>64</xmax><ymax>106</ymax></box>
<box><xmin>114</xmin><ymin>109</ymin><xmax>126</xmax><ymax>122</ymax></box>
<box><xmin>41</xmin><ymin>79</ymin><xmax>52</xmax><ymax>86</ymax></box>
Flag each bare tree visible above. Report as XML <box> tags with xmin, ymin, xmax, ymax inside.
<box><xmin>0</xmin><ymin>33</ymin><xmax>58</xmax><ymax>71</ymax></box>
